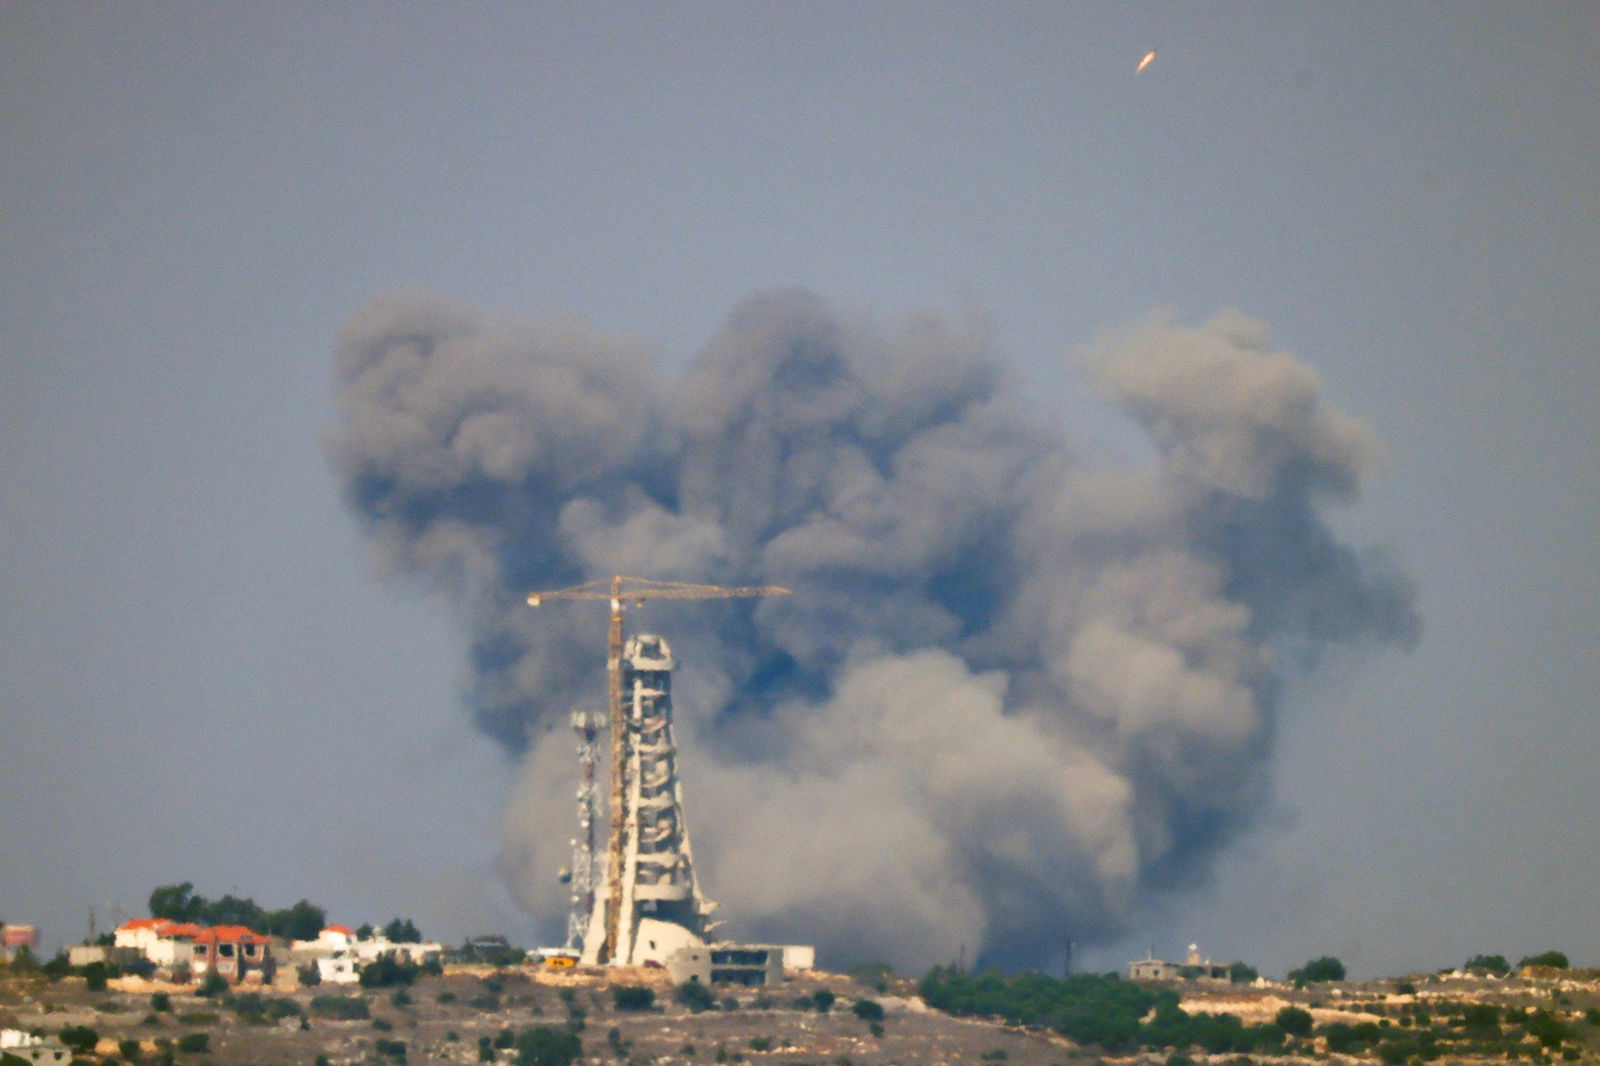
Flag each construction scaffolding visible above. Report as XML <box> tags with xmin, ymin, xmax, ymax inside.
<box><xmin>526</xmin><ymin>576</ymin><xmax>789</xmax><ymax>966</ymax></box>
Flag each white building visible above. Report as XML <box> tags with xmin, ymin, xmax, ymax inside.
<box><xmin>2</xmin><ymin>1030</ymin><xmax>70</xmax><ymax>1064</ymax></box>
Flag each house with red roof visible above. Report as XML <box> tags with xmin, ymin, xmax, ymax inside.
<box><xmin>191</xmin><ymin>925</ymin><xmax>274</xmax><ymax>986</ymax></box>
<box><xmin>113</xmin><ymin>918</ymin><xmax>203</xmax><ymax>973</ymax></box>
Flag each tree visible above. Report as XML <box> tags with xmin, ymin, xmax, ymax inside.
<box><xmin>1287</xmin><ymin>956</ymin><xmax>1345</xmax><ymax>985</ymax></box>
<box><xmin>177</xmin><ymin>1032</ymin><xmax>210</xmax><ymax>1053</ymax></box>
<box><xmin>1275</xmin><ymin>1006</ymin><xmax>1313</xmax><ymax>1037</ymax></box>
<box><xmin>516</xmin><ymin>1026</ymin><xmax>581</xmax><ymax>1066</ymax></box>
<box><xmin>675</xmin><ymin>981</ymin><xmax>715</xmax><ymax>1013</ymax></box>
<box><xmin>270</xmin><ymin>900</ymin><xmax>327</xmax><ymax>941</ymax></box>
<box><xmin>852</xmin><ymin>999</ymin><xmax>885</xmax><ymax>1022</ymax></box>
<box><xmin>383</xmin><ymin>918</ymin><xmax>422</xmax><ymax>943</ymax></box>
<box><xmin>611</xmin><ymin>985</ymin><xmax>655</xmax><ymax>1011</ymax></box>
<box><xmin>149</xmin><ymin>883</ymin><xmax>200</xmax><ymax>923</ymax></box>
<box><xmin>1465</xmin><ymin>954</ymin><xmax>1510</xmax><ymax>976</ymax></box>
<box><xmin>1518</xmin><ymin>951</ymin><xmax>1569</xmax><ymax>970</ymax></box>
<box><xmin>359</xmin><ymin>955</ymin><xmax>419</xmax><ymax>988</ymax></box>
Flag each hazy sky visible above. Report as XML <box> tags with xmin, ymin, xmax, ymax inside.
<box><xmin>3</xmin><ymin>4</ymin><xmax>1596</xmax><ymax>979</ymax></box>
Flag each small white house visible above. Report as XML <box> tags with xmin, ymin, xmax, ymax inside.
<box><xmin>292</xmin><ymin>925</ymin><xmax>441</xmax><ymax>984</ymax></box>
<box><xmin>2</xmin><ymin>1030</ymin><xmax>70</xmax><ymax>1064</ymax></box>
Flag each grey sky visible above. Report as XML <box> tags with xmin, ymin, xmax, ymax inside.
<box><xmin>2</xmin><ymin>4</ymin><xmax>1595</xmax><ymax>979</ymax></box>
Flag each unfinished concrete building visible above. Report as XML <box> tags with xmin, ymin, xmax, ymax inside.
<box><xmin>579</xmin><ymin>633</ymin><xmax>719</xmax><ymax>966</ymax></box>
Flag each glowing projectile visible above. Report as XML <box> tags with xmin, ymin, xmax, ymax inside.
<box><xmin>1136</xmin><ymin>50</ymin><xmax>1156</xmax><ymax>74</ymax></box>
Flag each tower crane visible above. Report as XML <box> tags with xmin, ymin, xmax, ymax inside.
<box><xmin>526</xmin><ymin>575</ymin><xmax>789</xmax><ymax>964</ymax></box>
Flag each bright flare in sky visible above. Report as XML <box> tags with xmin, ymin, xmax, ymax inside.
<box><xmin>1137</xmin><ymin>50</ymin><xmax>1156</xmax><ymax>74</ymax></box>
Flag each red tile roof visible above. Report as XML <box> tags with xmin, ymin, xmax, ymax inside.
<box><xmin>324</xmin><ymin>924</ymin><xmax>356</xmax><ymax>936</ymax></box>
<box><xmin>118</xmin><ymin>918</ymin><xmax>168</xmax><ymax>932</ymax></box>
<box><xmin>194</xmin><ymin>925</ymin><xmax>267</xmax><ymax>944</ymax></box>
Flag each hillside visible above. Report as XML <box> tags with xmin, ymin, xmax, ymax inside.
<box><xmin>3</xmin><ymin>963</ymin><xmax>1598</xmax><ymax>1066</ymax></box>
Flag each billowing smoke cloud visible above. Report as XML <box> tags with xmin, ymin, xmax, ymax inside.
<box><xmin>327</xmin><ymin>288</ymin><xmax>1417</xmax><ymax>970</ymax></box>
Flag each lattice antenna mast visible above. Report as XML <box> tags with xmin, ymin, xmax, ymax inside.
<box><xmin>526</xmin><ymin>575</ymin><xmax>790</xmax><ymax>965</ymax></box>
<box><xmin>565</xmin><ymin>709</ymin><xmax>602</xmax><ymax>953</ymax></box>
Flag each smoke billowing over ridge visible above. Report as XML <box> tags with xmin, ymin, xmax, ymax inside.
<box><xmin>327</xmin><ymin>288</ymin><xmax>1417</xmax><ymax>970</ymax></box>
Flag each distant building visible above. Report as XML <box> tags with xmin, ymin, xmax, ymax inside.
<box><xmin>667</xmin><ymin>943</ymin><xmax>786</xmax><ymax>987</ymax></box>
<box><xmin>114</xmin><ymin>918</ymin><xmax>201</xmax><ymax>975</ymax></box>
<box><xmin>2</xmin><ymin>924</ymin><xmax>39</xmax><ymax>963</ymax></box>
<box><xmin>1128</xmin><ymin>943</ymin><xmax>1232</xmax><ymax>982</ymax></box>
<box><xmin>1</xmin><ymin>1029</ymin><xmax>70</xmax><ymax>1064</ymax></box>
<box><xmin>289</xmin><ymin>925</ymin><xmax>442</xmax><ymax>985</ymax></box>
<box><xmin>191</xmin><ymin>925</ymin><xmax>275</xmax><ymax>986</ymax></box>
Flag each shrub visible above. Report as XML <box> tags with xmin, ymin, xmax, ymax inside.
<box><xmin>152</xmin><ymin>993</ymin><xmax>172</xmax><ymax>1013</ymax></box>
<box><xmin>1466</xmin><ymin>954</ymin><xmax>1511</xmax><ymax>976</ymax></box>
<box><xmin>374</xmin><ymin>1037</ymin><xmax>407</xmax><ymax>1060</ymax></box>
<box><xmin>58</xmin><ymin>1027</ymin><xmax>99</xmax><ymax>1053</ymax></box>
<box><xmin>812</xmin><ymin>990</ymin><xmax>836</xmax><ymax>1013</ymax></box>
<box><xmin>851</xmin><ymin>999</ymin><xmax>884</xmax><ymax>1022</ymax></box>
<box><xmin>359</xmin><ymin>955</ymin><xmax>419</xmax><ymax>988</ymax></box>
<box><xmin>516</xmin><ymin>1025</ymin><xmax>582</xmax><ymax>1066</ymax></box>
<box><xmin>195</xmin><ymin>972</ymin><xmax>228</xmax><ymax>998</ymax></box>
<box><xmin>868</xmin><ymin>1021</ymin><xmax>884</xmax><ymax>1038</ymax></box>
<box><xmin>309</xmin><ymin>995</ymin><xmax>370</xmax><ymax>1020</ymax></box>
<box><xmin>81</xmin><ymin>962</ymin><xmax>111</xmax><ymax>992</ymax></box>
<box><xmin>1276</xmin><ymin>1006</ymin><xmax>1313</xmax><ymax>1037</ymax></box>
<box><xmin>1287</xmin><ymin>957</ymin><xmax>1345</xmax><ymax>985</ymax></box>
<box><xmin>749</xmin><ymin>1036</ymin><xmax>773</xmax><ymax>1052</ymax></box>
<box><xmin>676</xmin><ymin>981</ymin><xmax>716</xmax><ymax>1013</ymax></box>
<box><xmin>176</xmin><ymin>1032</ymin><xmax>209</xmax><ymax>1053</ymax></box>
<box><xmin>1519</xmin><ymin>952</ymin><xmax>1570</xmax><ymax>971</ymax></box>
<box><xmin>611</xmin><ymin>984</ymin><xmax>655</xmax><ymax>1011</ymax></box>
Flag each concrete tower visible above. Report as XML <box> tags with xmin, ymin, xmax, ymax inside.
<box><xmin>579</xmin><ymin>633</ymin><xmax>718</xmax><ymax>966</ymax></box>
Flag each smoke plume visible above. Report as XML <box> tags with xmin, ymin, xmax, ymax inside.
<box><xmin>327</xmin><ymin>288</ymin><xmax>1417</xmax><ymax>970</ymax></box>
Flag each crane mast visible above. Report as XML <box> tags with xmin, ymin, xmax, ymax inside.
<box><xmin>527</xmin><ymin>575</ymin><xmax>789</xmax><ymax>964</ymax></box>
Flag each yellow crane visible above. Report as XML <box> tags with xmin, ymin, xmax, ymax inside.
<box><xmin>525</xmin><ymin>575</ymin><xmax>790</xmax><ymax>964</ymax></box>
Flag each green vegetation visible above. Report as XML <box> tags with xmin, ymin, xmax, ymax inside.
<box><xmin>309</xmin><ymin>994</ymin><xmax>370</xmax><ymax>1020</ymax></box>
<box><xmin>1275</xmin><ymin>1006</ymin><xmax>1313</xmax><ymax>1037</ymax></box>
<box><xmin>851</xmin><ymin>998</ymin><xmax>885</xmax><ymax>1022</ymax></box>
<box><xmin>374</xmin><ymin>1037</ymin><xmax>407</xmax><ymax>1059</ymax></box>
<box><xmin>849</xmin><ymin>961</ymin><xmax>894</xmax><ymax>993</ymax></box>
<box><xmin>1465</xmin><ymin>954</ymin><xmax>1511</xmax><ymax>976</ymax></box>
<box><xmin>921</xmin><ymin>968</ymin><xmax>1161</xmax><ymax>1051</ymax></box>
<box><xmin>610</xmin><ymin>984</ymin><xmax>656</xmax><ymax>1011</ymax></box>
<box><xmin>175</xmin><ymin>1032</ymin><xmax>209</xmax><ymax>1053</ymax></box>
<box><xmin>383</xmin><ymin>918</ymin><xmax>423</xmax><ymax>941</ymax></box>
<box><xmin>148</xmin><ymin>881</ymin><xmax>325</xmax><ymax>940</ymax></box>
<box><xmin>359</xmin><ymin>954</ymin><xmax>421</xmax><ymax>988</ymax></box>
<box><xmin>516</xmin><ymin>1025</ymin><xmax>582</xmax><ymax>1066</ymax></box>
<box><xmin>1287</xmin><ymin>956</ymin><xmax>1346</xmax><ymax>986</ymax></box>
<box><xmin>676</xmin><ymin>980</ymin><xmax>716</xmax><ymax>1013</ymax></box>
<box><xmin>223</xmin><ymin>991</ymin><xmax>302</xmax><ymax>1024</ymax></box>
<box><xmin>1518</xmin><ymin>951</ymin><xmax>1570</xmax><ymax>970</ymax></box>
<box><xmin>57</xmin><ymin>1026</ymin><xmax>99</xmax><ymax>1053</ymax></box>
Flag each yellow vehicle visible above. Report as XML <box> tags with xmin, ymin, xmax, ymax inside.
<box><xmin>544</xmin><ymin>954</ymin><xmax>577</xmax><ymax>969</ymax></box>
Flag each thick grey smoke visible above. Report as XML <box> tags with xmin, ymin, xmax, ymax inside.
<box><xmin>328</xmin><ymin>288</ymin><xmax>1417</xmax><ymax>970</ymax></box>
